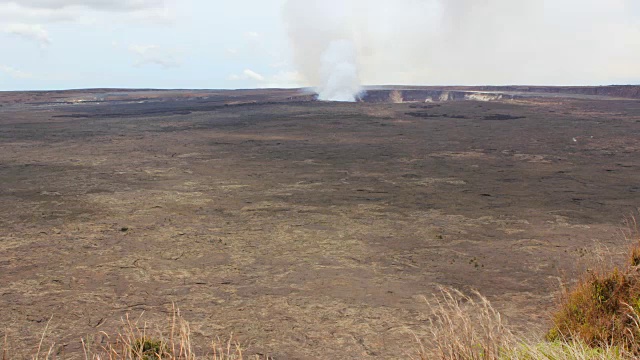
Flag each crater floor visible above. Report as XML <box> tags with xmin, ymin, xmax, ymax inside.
<box><xmin>1</xmin><ymin>88</ymin><xmax>640</xmax><ymax>358</ymax></box>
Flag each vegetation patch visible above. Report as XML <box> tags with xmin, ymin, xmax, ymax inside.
<box><xmin>133</xmin><ymin>337</ymin><xmax>170</xmax><ymax>360</ymax></box>
<box><xmin>547</xmin><ymin>237</ymin><xmax>640</xmax><ymax>353</ymax></box>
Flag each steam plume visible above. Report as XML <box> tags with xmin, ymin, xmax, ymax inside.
<box><xmin>318</xmin><ymin>39</ymin><xmax>361</xmax><ymax>102</ymax></box>
<box><xmin>283</xmin><ymin>0</ymin><xmax>362</xmax><ymax>102</ymax></box>
<box><xmin>284</xmin><ymin>0</ymin><xmax>640</xmax><ymax>89</ymax></box>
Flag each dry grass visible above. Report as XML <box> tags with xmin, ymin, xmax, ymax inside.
<box><xmin>5</xmin><ymin>288</ymin><xmax>639</xmax><ymax>360</ymax></box>
<box><xmin>507</xmin><ymin>340</ymin><xmax>628</xmax><ymax>360</ymax></box>
<box><xmin>547</xmin><ymin>222</ymin><xmax>640</xmax><ymax>353</ymax></box>
<box><xmin>415</xmin><ymin>287</ymin><xmax>513</xmax><ymax>360</ymax></box>
<box><xmin>411</xmin><ymin>217</ymin><xmax>640</xmax><ymax>359</ymax></box>
<box><xmin>13</xmin><ymin>305</ymin><xmax>266</xmax><ymax>360</ymax></box>
<box><xmin>414</xmin><ymin>287</ymin><xmax>635</xmax><ymax>360</ymax></box>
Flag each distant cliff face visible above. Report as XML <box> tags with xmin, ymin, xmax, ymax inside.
<box><xmin>463</xmin><ymin>85</ymin><xmax>640</xmax><ymax>100</ymax></box>
<box><xmin>359</xmin><ymin>86</ymin><xmax>640</xmax><ymax>103</ymax></box>
<box><xmin>360</xmin><ymin>89</ymin><xmax>514</xmax><ymax>103</ymax></box>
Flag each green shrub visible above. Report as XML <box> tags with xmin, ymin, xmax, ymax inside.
<box><xmin>133</xmin><ymin>337</ymin><xmax>169</xmax><ymax>360</ymax></box>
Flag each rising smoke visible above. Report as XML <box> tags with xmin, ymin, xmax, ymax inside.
<box><xmin>283</xmin><ymin>0</ymin><xmax>640</xmax><ymax>100</ymax></box>
<box><xmin>318</xmin><ymin>39</ymin><xmax>362</xmax><ymax>102</ymax></box>
<box><xmin>283</xmin><ymin>0</ymin><xmax>363</xmax><ymax>101</ymax></box>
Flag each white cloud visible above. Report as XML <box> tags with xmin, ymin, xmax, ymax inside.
<box><xmin>227</xmin><ymin>69</ymin><xmax>266</xmax><ymax>82</ymax></box>
<box><xmin>0</xmin><ymin>0</ymin><xmax>164</xmax><ymax>12</ymax></box>
<box><xmin>228</xmin><ymin>69</ymin><xmax>304</xmax><ymax>88</ymax></box>
<box><xmin>228</xmin><ymin>69</ymin><xmax>266</xmax><ymax>82</ymax></box>
<box><xmin>0</xmin><ymin>3</ymin><xmax>76</xmax><ymax>23</ymax></box>
<box><xmin>4</xmin><ymin>23</ymin><xmax>51</xmax><ymax>46</ymax></box>
<box><xmin>129</xmin><ymin>44</ymin><xmax>182</xmax><ymax>68</ymax></box>
<box><xmin>0</xmin><ymin>0</ymin><xmax>172</xmax><ymax>25</ymax></box>
<box><xmin>0</xmin><ymin>65</ymin><xmax>35</xmax><ymax>79</ymax></box>
<box><xmin>243</xmin><ymin>69</ymin><xmax>265</xmax><ymax>82</ymax></box>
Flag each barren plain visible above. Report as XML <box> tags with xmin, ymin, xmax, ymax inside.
<box><xmin>1</xmin><ymin>88</ymin><xmax>640</xmax><ymax>359</ymax></box>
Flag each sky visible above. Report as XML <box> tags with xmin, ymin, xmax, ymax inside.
<box><xmin>1</xmin><ymin>0</ymin><xmax>639</xmax><ymax>91</ymax></box>
<box><xmin>0</xmin><ymin>0</ymin><xmax>297</xmax><ymax>90</ymax></box>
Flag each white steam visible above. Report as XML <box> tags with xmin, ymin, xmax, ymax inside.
<box><xmin>283</xmin><ymin>0</ymin><xmax>363</xmax><ymax>102</ymax></box>
<box><xmin>318</xmin><ymin>39</ymin><xmax>362</xmax><ymax>102</ymax></box>
<box><xmin>284</xmin><ymin>0</ymin><xmax>640</xmax><ymax>88</ymax></box>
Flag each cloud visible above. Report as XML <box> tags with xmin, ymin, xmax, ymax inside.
<box><xmin>228</xmin><ymin>69</ymin><xmax>265</xmax><ymax>82</ymax></box>
<box><xmin>243</xmin><ymin>69</ymin><xmax>265</xmax><ymax>82</ymax></box>
<box><xmin>228</xmin><ymin>69</ymin><xmax>304</xmax><ymax>88</ymax></box>
<box><xmin>129</xmin><ymin>44</ymin><xmax>182</xmax><ymax>68</ymax></box>
<box><xmin>0</xmin><ymin>0</ymin><xmax>164</xmax><ymax>12</ymax></box>
<box><xmin>0</xmin><ymin>3</ymin><xmax>76</xmax><ymax>23</ymax></box>
<box><xmin>4</xmin><ymin>23</ymin><xmax>51</xmax><ymax>46</ymax></box>
<box><xmin>0</xmin><ymin>65</ymin><xmax>35</xmax><ymax>79</ymax></box>
<box><xmin>283</xmin><ymin>0</ymin><xmax>640</xmax><ymax>86</ymax></box>
<box><xmin>0</xmin><ymin>0</ymin><xmax>171</xmax><ymax>25</ymax></box>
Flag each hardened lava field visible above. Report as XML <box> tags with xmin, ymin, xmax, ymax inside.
<box><xmin>1</xmin><ymin>87</ymin><xmax>640</xmax><ymax>358</ymax></box>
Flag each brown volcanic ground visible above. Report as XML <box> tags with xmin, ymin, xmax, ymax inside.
<box><xmin>1</xmin><ymin>87</ymin><xmax>640</xmax><ymax>359</ymax></box>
